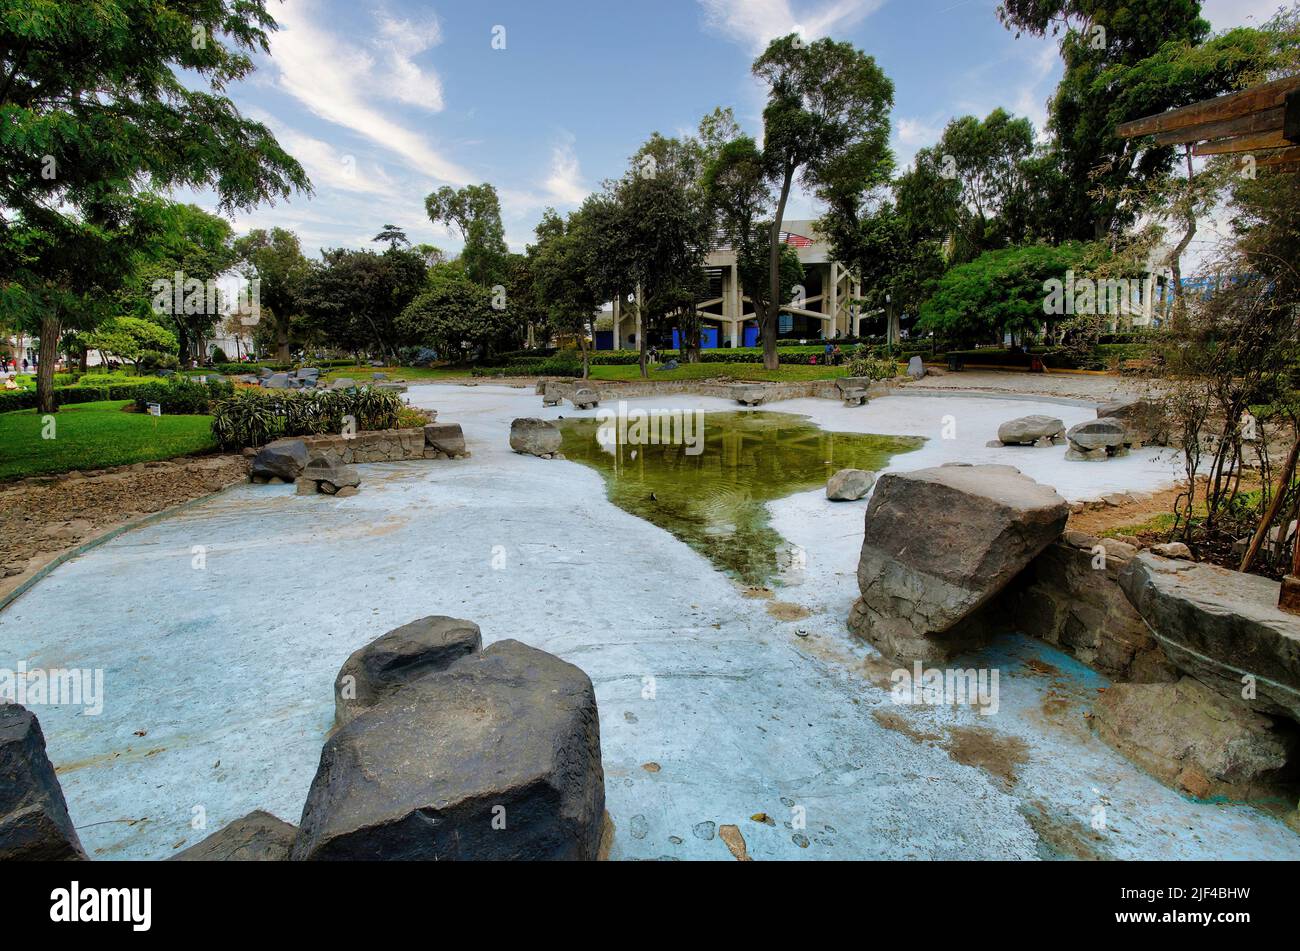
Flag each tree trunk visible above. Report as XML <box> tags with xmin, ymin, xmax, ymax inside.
<box><xmin>1165</xmin><ymin>148</ymin><xmax>1197</xmax><ymax>332</ymax></box>
<box><xmin>275</xmin><ymin>323</ymin><xmax>291</xmax><ymax>364</ymax></box>
<box><xmin>35</xmin><ymin>313</ymin><xmax>61</xmax><ymax>414</ymax></box>
<box><xmin>765</xmin><ymin>164</ymin><xmax>795</xmax><ymax>372</ymax></box>
<box><xmin>1241</xmin><ymin>436</ymin><xmax>1300</xmax><ymax>573</ymax></box>
<box><xmin>579</xmin><ymin>321</ymin><xmax>591</xmax><ymax>380</ymax></box>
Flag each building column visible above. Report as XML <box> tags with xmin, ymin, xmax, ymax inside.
<box><xmin>613</xmin><ymin>295</ymin><xmax>622</xmax><ymax>350</ymax></box>
<box><xmin>828</xmin><ymin>261</ymin><xmax>839</xmax><ymax>338</ymax></box>
<box><xmin>634</xmin><ymin>282</ymin><xmax>643</xmax><ymax>349</ymax></box>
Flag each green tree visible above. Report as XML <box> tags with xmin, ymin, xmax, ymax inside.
<box><xmin>300</xmin><ymin>245</ymin><xmax>427</xmax><ymax>358</ymax></box>
<box><xmin>396</xmin><ymin>263</ymin><xmax>516</xmax><ymax>360</ymax></box>
<box><xmin>0</xmin><ymin>0</ymin><xmax>309</xmax><ymax>411</ymax></box>
<box><xmin>233</xmin><ymin>228</ymin><xmax>311</xmax><ymax>363</ymax></box>
<box><xmin>751</xmin><ymin>34</ymin><xmax>894</xmax><ymax>369</ymax></box>
<box><xmin>83</xmin><ymin>315</ymin><xmax>178</xmax><ymax>369</ymax></box>
<box><xmin>424</xmin><ymin>184</ymin><xmax>510</xmax><ymax>287</ymax></box>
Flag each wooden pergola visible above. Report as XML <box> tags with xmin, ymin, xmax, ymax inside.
<box><xmin>1120</xmin><ymin>75</ymin><xmax>1300</xmax><ymax>611</ymax></box>
<box><xmin>1116</xmin><ymin>75</ymin><xmax>1300</xmax><ymax>170</ymax></box>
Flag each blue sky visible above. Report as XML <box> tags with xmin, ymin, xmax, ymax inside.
<box><xmin>190</xmin><ymin>0</ymin><xmax>1279</xmax><ymax>259</ymax></box>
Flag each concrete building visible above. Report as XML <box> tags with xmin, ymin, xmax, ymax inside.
<box><xmin>601</xmin><ymin>219</ymin><xmax>861</xmax><ymax>350</ymax></box>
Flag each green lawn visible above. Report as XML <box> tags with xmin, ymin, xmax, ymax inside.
<box><xmin>0</xmin><ymin>400</ymin><xmax>217</xmax><ymax>481</ymax></box>
<box><xmin>588</xmin><ymin>362</ymin><xmax>870</xmax><ymax>383</ymax></box>
<box><xmin>319</xmin><ymin>365</ymin><xmax>473</xmax><ymax>384</ymax></box>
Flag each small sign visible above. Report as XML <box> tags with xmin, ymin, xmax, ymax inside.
<box><xmin>147</xmin><ymin>403</ymin><xmax>162</xmax><ymax>417</ymax></box>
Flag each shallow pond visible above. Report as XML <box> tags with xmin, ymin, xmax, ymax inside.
<box><xmin>559</xmin><ymin>410</ymin><xmax>924</xmax><ymax>585</ymax></box>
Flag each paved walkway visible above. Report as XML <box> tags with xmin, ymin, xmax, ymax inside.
<box><xmin>907</xmin><ymin>369</ymin><xmax>1155</xmax><ymax>405</ymax></box>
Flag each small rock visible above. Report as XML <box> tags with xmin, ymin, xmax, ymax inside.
<box><xmin>1151</xmin><ymin>542</ymin><xmax>1193</xmax><ymax>560</ymax></box>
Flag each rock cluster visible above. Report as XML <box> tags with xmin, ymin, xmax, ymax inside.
<box><xmin>1065</xmin><ymin>418</ymin><xmax>1130</xmax><ymax>460</ymax></box>
<box><xmin>296</xmin><ymin>456</ymin><xmax>362</xmax><ymax>498</ymax></box>
<box><xmin>570</xmin><ymin>386</ymin><xmax>600</xmax><ymax>410</ymax></box>
<box><xmin>295</xmin><ymin>629</ymin><xmax>605</xmax><ymax>861</ymax></box>
<box><xmin>510</xmin><ymin>418</ymin><xmax>564</xmax><ymax>458</ymax></box>
<box><xmin>992</xmin><ymin>415</ymin><xmax>1066</xmax><ymax>447</ymax></box>
<box><xmin>848</xmin><ymin>463</ymin><xmax>1068</xmax><ymax>662</ymax></box>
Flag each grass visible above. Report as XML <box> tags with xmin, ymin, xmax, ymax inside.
<box><xmin>319</xmin><ymin>365</ymin><xmax>472</xmax><ymax>384</ymax></box>
<box><xmin>587</xmin><ymin>362</ymin><xmax>883</xmax><ymax>383</ymax></box>
<box><xmin>0</xmin><ymin>400</ymin><xmax>217</xmax><ymax>481</ymax></box>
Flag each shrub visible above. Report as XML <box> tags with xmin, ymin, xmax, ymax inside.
<box><xmin>138</xmin><ymin>350</ymin><xmax>181</xmax><ymax>374</ymax></box>
<box><xmin>133</xmin><ymin>376</ymin><xmax>233</xmax><ymax>415</ymax></box>
<box><xmin>845</xmin><ymin>354</ymin><xmax>899</xmax><ymax>381</ymax></box>
<box><xmin>209</xmin><ymin>386</ymin><xmax>404</xmax><ymax>449</ymax></box>
<box><xmin>209</xmin><ymin>346</ymin><xmax>229</xmax><ymax>364</ymax></box>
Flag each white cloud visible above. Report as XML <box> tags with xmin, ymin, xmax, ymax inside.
<box><xmin>544</xmin><ymin>136</ymin><xmax>589</xmax><ymax>206</ymax></box>
<box><xmin>896</xmin><ymin>117</ymin><xmax>942</xmax><ymax>147</ymax></box>
<box><xmin>697</xmin><ymin>0</ymin><xmax>884</xmax><ymax>52</ymax></box>
<box><xmin>1011</xmin><ymin>40</ymin><xmax>1059</xmax><ymax>139</ymax></box>
<box><xmin>265</xmin><ymin>0</ymin><xmax>470</xmax><ymax>185</ymax></box>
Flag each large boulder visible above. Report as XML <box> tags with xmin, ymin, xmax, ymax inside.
<box><xmin>169</xmin><ymin>810</ymin><xmax>297</xmax><ymax>861</ymax></box>
<box><xmin>835</xmin><ymin>377</ymin><xmax>869</xmax><ymax>407</ymax></box>
<box><xmin>1092</xmin><ymin>677</ymin><xmax>1298</xmax><ymax>801</ymax></box>
<box><xmin>1065</xmin><ymin>418</ymin><xmax>1128</xmax><ymax>460</ymax></box>
<box><xmin>293</xmin><ymin>640</ymin><xmax>605</xmax><ymax>861</ymax></box>
<box><xmin>0</xmin><ymin>704</ymin><xmax>86</xmax><ymax>861</ymax></box>
<box><xmin>250</xmin><ymin>439</ymin><xmax>309</xmax><ymax>482</ymax></box>
<box><xmin>907</xmin><ymin>356</ymin><xmax>926</xmax><ymax>380</ymax></box>
<box><xmin>334</xmin><ymin>616</ymin><xmax>482</xmax><ymax>727</ymax></box>
<box><xmin>1097</xmin><ymin>398</ymin><xmax>1169</xmax><ymax>447</ymax></box>
<box><xmin>849</xmin><ymin>464</ymin><xmax>1069</xmax><ymax>662</ymax></box>
<box><xmin>301</xmin><ymin>456</ymin><xmax>361</xmax><ymax>493</ymax></box>
<box><xmin>731</xmin><ymin>384</ymin><xmax>766</xmax><ymax>407</ymax></box>
<box><xmin>510</xmin><ymin>418</ymin><xmax>562</xmax><ymax>457</ymax></box>
<box><xmin>996</xmin><ymin>415</ymin><xmax>1065</xmax><ymax>447</ymax></box>
<box><xmin>826</xmin><ymin>469</ymin><xmax>876</xmax><ymax>502</ymax></box>
<box><xmin>423</xmin><ymin>422</ymin><xmax>467</xmax><ymax>458</ymax></box>
<box><xmin>1119</xmin><ymin>553</ymin><xmax>1300</xmax><ymax>719</ymax></box>
<box><xmin>569</xmin><ymin>386</ymin><xmax>599</xmax><ymax>410</ymax></box>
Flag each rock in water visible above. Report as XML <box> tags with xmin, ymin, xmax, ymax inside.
<box><xmin>509</xmin><ymin>418</ymin><xmax>562</xmax><ymax>457</ymax></box>
<box><xmin>0</xmin><ymin>704</ymin><xmax>86</xmax><ymax>861</ymax></box>
<box><xmin>334</xmin><ymin>616</ymin><xmax>483</xmax><ymax>726</ymax></box>
<box><xmin>293</xmin><ymin>640</ymin><xmax>605</xmax><ymax>861</ymax></box>
<box><xmin>250</xmin><ymin>439</ymin><xmax>309</xmax><ymax>482</ymax></box>
<box><xmin>826</xmin><ymin>469</ymin><xmax>876</xmax><ymax>502</ymax></box>
<box><xmin>996</xmin><ymin>415</ymin><xmax>1065</xmax><ymax>446</ymax></box>
<box><xmin>1092</xmin><ymin>677</ymin><xmax>1298</xmax><ymax>801</ymax></box>
<box><xmin>907</xmin><ymin>356</ymin><xmax>926</xmax><ymax>380</ymax></box>
<box><xmin>169</xmin><ymin>810</ymin><xmax>297</xmax><ymax>861</ymax></box>
<box><xmin>1119</xmin><ymin>553</ymin><xmax>1300</xmax><ymax>719</ymax></box>
<box><xmin>848</xmin><ymin>464</ymin><xmax>1068</xmax><ymax>662</ymax></box>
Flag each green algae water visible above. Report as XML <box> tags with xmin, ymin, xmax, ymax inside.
<box><xmin>558</xmin><ymin>411</ymin><xmax>923</xmax><ymax>586</ymax></box>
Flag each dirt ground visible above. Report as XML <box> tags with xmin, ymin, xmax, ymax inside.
<box><xmin>0</xmin><ymin>454</ymin><xmax>249</xmax><ymax>605</ymax></box>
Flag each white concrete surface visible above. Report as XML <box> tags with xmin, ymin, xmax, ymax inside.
<box><xmin>3</xmin><ymin>383</ymin><xmax>1295</xmax><ymax>861</ymax></box>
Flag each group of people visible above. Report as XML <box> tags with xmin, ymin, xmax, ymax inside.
<box><xmin>2</xmin><ymin>356</ymin><xmax>32</xmax><ymax>375</ymax></box>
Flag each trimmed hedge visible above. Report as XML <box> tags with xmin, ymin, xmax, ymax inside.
<box><xmin>0</xmin><ymin>378</ymin><xmax>156</xmax><ymax>414</ymax></box>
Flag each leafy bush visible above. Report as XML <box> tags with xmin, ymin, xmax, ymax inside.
<box><xmin>209</xmin><ymin>387</ymin><xmax>404</xmax><ymax>449</ymax></box>
<box><xmin>845</xmin><ymin>354</ymin><xmax>899</xmax><ymax>381</ymax></box>
<box><xmin>132</xmin><ymin>376</ymin><xmax>233</xmax><ymax>415</ymax></box>
<box><xmin>209</xmin><ymin>346</ymin><xmax>229</xmax><ymax>364</ymax></box>
<box><xmin>138</xmin><ymin>350</ymin><xmax>181</xmax><ymax>374</ymax></box>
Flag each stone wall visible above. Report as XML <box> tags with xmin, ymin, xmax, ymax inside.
<box><xmin>996</xmin><ymin>530</ymin><xmax>1178</xmax><ymax>683</ymax></box>
<box><xmin>537</xmin><ymin>378</ymin><xmax>896</xmax><ymax>404</ymax></box>
<box><xmin>297</xmin><ymin>429</ymin><xmax>433</xmax><ymax>465</ymax></box>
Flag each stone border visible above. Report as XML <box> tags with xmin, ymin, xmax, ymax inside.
<box><xmin>0</xmin><ymin>478</ymin><xmax>244</xmax><ymax>614</ymax></box>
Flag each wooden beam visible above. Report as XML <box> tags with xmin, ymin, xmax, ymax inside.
<box><xmin>1117</xmin><ymin>76</ymin><xmax>1300</xmax><ymax>139</ymax></box>
<box><xmin>1258</xmin><ymin>146</ymin><xmax>1300</xmax><ymax>167</ymax></box>
<box><xmin>1193</xmin><ymin>130</ymin><xmax>1292</xmax><ymax>155</ymax></box>
<box><xmin>1152</xmin><ymin>106</ymin><xmax>1284</xmax><ymax>147</ymax></box>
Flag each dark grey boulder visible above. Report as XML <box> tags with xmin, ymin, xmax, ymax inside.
<box><xmin>424</xmin><ymin>422</ymin><xmax>467</xmax><ymax>457</ymax></box>
<box><xmin>849</xmin><ymin>464</ymin><xmax>1068</xmax><ymax>662</ymax></box>
<box><xmin>262</xmin><ymin>372</ymin><xmax>291</xmax><ymax>389</ymax></box>
<box><xmin>1097</xmin><ymin>398</ymin><xmax>1169</xmax><ymax>447</ymax></box>
<box><xmin>334</xmin><ymin>616</ymin><xmax>482</xmax><ymax>726</ymax></box>
<box><xmin>997</xmin><ymin>415</ymin><xmax>1065</xmax><ymax>446</ymax></box>
<box><xmin>0</xmin><ymin>704</ymin><xmax>86</xmax><ymax>861</ymax></box>
<box><xmin>301</xmin><ymin>456</ymin><xmax>361</xmax><ymax>490</ymax></box>
<box><xmin>169</xmin><ymin>810</ymin><xmax>297</xmax><ymax>861</ymax></box>
<box><xmin>1119</xmin><ymin>553</ymin><xmax>1300</xmax><ymax>719</ymax></box>
<box><xmin>293</xmin><ymin>639</ymin><xmax>605</xmax><ymax>861</ymax></box>
<box><xmin>510</xmin><ymin>418</ymin><xmax>562</xmax><ymax>457</ymax></box>
<box><xmin>251</xmin><ymin>438</ymin><xmax>309</xmax><ymax>482</ymax></box>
